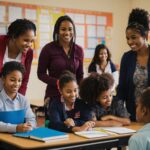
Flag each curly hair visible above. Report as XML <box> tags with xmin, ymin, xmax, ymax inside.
<box><xmin>79</xmin><ymin>73</ymin><xmax>114</xmax><ymax>105</ymax></box>
<box><xmin>1</xmin><ymin>61</ymin><xmax>25</xmax><ymax>78</ymax></box>
<box><xmin>139</xmin><ymin>87</ymin><xmax>150</xmax><ymax>111</ymax></box>
<box><xmin>7</xmin><ymin>19</ymin><xmax>36</xmax><ymax>39</ymax></box>
<box><xmin>128</xmin><ymin>8</ymin><xmax>149</xmax><ymax>31</ymax></box>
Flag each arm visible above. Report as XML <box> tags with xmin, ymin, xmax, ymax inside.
<box><xmin>19</xmin><ymin>49</ymin><xmax>33</xmax><ymax>95</ymax></box>
<box><xmin>76</xmin><ymin>47</ymin><xmax>84</xmax><ymax>84</ymax></box>
<box><xmin>37</xmin><ymin>45</ymin><xmax>57</xmax><ymax>87</ymax></box>
<box><xmin>24</xmin><ymin>98</ymin><xmax>37</xmax><ymax>128</ymax></box>
<box><xmin>117</xmin><ymin>53</ymin><xmax>128</xmax><ymax>100</ymax></box>
<box><xmin>101</xmin><ymin>115</ymin><xmax>131</xmax><ymax>126</ymax></box>
<box><xmin>48</xmin><ymin>101</ymin><xmax>72</xmax><ymax>132</ymax></box>
<box><xmin>0</xmin><ymin>121</ymin><xmax>17</xmax><ymax>133</ymax></box>
<box><xmin>94</xmin><ymin>120</ymin><xmax>123</xmax><ymax>127</ymax></box>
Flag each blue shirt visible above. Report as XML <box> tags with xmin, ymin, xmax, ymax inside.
<box><xmin>0</xmin><ymin>89</ymin><xmax>36</xmax><ymax>133</ymax></box>
<box><xmin>129</xmin><ymin>123</ymin><xmax>150</xmax><ymax>150</ymax></box>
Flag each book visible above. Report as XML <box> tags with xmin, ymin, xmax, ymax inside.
<box><xmin>75</xmin><ymin>130</ymin><xmax>110</xmax><ymax>139</ymax></box>
<box><xmin>0</xmin><ymin>109</ymin><xmax>25</xmax><ymax>124</ymax></box>
<box><xmin>13</xmin><ymin>127</ymin><xmax>68</xmax><ymax>142</ymax></box>
<box><xmin>97</xmin><ymin>127</ymin><xmax>136</xmax><ymax>134</ymax></box>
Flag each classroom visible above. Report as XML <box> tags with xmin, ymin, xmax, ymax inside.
<box><xmin>0</xmin><ymin>0</ymin><xmax>150</xmax><ymax>150</ymax></box>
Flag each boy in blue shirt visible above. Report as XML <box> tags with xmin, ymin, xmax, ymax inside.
<box><xmin>0</xmin><ymin>61</ymin><xmax>36</xmax><ymax>133</ymax></box>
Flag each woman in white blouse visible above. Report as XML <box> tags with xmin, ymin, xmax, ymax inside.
<box><xmin>88</xmin><ymin>44</ymin><xmax>119</xmax><ymax>87</ymax></box>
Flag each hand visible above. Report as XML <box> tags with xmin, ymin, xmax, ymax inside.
<box><xmin>16</xmin><ymin>122</ymin><xmax>33</xmax><ymax>132</ymax></box>
<box><xmin>101</xmin><ymin>115</ymin><xmax>116</xmax><ymax>121</ymax></box>
<box><xmin>80</xmin><ymin>121</ymin><xmax>95</xmax><ymax>131</ymax></box>
<box><xmin>64</xmin><ymin>118</ymin><xmax>75</xmax><ymax>127</ymax></box>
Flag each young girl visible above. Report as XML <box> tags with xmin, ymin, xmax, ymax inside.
<box><xmin>129</xmin><ymin>88</ymin><xmax>150</xmax><ymax>150</ymax></box>
<box><xmin>48</xmin><ymin>71</ymin><xmax>94</xmax><ymax>132</ymax></box>
<box><xmin>0</xmin><ymin>61</ymin><xmax>36</xmax><ymax>133</ymax></box>
<box><xmin>79</xmin><ymin>73</ymin><xmax>130</xmax><ymax>127</ymax></box>
<box><xmin>88</xmin><ymin>44</ymin><xmax>118</xmax><ymax>87</ymax></box>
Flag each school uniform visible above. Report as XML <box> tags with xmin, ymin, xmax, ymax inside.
<box><xmin>0</xmin><ymin>89</ymin><xmax>36</xmax><ymax>133</ymax></box>
<box><xmin>128</xmin><ymin>123</ymin><xmax>150</xmax><ymax>150</ymax></box>
<box><xmin>48</xmin><ymin>98</ymin><xmax>88</xmax><ymax>132</ymax></box>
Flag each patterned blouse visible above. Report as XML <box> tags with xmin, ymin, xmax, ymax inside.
<box><xmin>133</xmin><ymin>63</ymin><xmax>148</xmax><ymax>99</ymax></box>
<box><xmin>91</xmin><ymin>99</ymin><xmax>130</xmax><ymax>120</ymax></box>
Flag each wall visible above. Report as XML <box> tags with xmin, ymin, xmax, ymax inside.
<box><xmin>0</xmin><ymin>0</ymin><xmax>131</xmax><ymax>101</ymax></box>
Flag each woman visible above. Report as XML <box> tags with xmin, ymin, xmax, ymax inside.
<box><xmin>88</xmin><ymin>44</ymin><xmax>118</xmax><ymax>87</ymax></box>
<box><xmin>0</xmin><ymin>19</ymin><xmax>36</xmax><ymax>95</ymax></box>
<box><xmin>117</xmin><ymin>22</ymin><xmax>150</xmax><ymax>121</ymax></box>
<box><xmin>37</xmin><ymin>15</ymin><xmax>84</xmax><ymax>104</ymax></box>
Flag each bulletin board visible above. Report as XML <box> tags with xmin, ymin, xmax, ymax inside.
<box><xmin>0</xmin><ymin>1</ymin><xmax>113</xmax><ymax>63</ymax></box>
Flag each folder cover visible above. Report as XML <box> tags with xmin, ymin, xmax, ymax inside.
<box><xmin>0</xmin><ymin>109</ymin><xmax>25</xmax><ymax>124</ymax></box>
<box><xmin>14</xmin><ymin>127</ymin><xmax>68</xmax><ymax>142</ymax></box>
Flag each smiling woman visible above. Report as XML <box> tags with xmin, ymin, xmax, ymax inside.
<box><xmin>37</xmin><ymin>15</ymin><xmax>84</xmax><ymax>119</ymax></box>
<box><xmin>0</xmin><ymin>19</ymin><xmax>36</xmax><ymax>95</ymax></box>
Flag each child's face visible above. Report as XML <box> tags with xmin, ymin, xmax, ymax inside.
<box><xmin>97</xmin><ymin>89</ymin><xmax>113</xmax><ymax>109</ymax></box>
<box><xmin>2</xmin><ymin>70</ymin><xmax>22</xmax><ymax>95</ymax></box>
<box><xmin>60</xmin><ymin>81</ymin><xmax>78</xmax><ymax>104</ymax></box>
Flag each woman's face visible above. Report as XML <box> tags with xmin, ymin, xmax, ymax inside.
<box><xmin>99</xmin><ymin>48</ymin><xmax>108</xmax><ymax>62</ymax></box>
<box><xmin>97</xmin><ymin>88</ymin><xmax>113</xmax><ymax>110</ymax></box>
<box><xmin>14</xmin><ymin>30</ymin><xmax>35</xmax><ymax>53</ymax></box>
<box><xmin>126</xmin><ymin>29</ymin><xmax>146</xmax><ymax>52</ymax></box>
<box><xmin>60</xmin><ymin>81</ymin><xmax>78</xmax><ymax>104</ymax></box>
<box><xmin>58</xmin><ymin>21</ymin><xmax>74</xmax><ymax>44</ymax></box>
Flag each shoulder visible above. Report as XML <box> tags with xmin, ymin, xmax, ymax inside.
<box><xmin>129</xmin><ymin>132</ymin><xmax>148</xmax><ymax>149</ymax></box>
<box><xmin>109</xmin><ymin>61</ymin><xmax>117</xmax><ymax>72</ymax></box>
<box><xmin>49</xmin><ymin>98</ymin><xmax>62</xmax><ymax>108</ymax></box>
<box><xmin>17</xmin><ymin>93</ymin><xmax>29</xmax><ymax>106</ymax></box>
<box><xmin>41</xmin><ymin>41</ymin><xmax>56</xmax><ymax>52</ymax></box>
<box><xmin>122</xmin><ymin>50</ymin><xmax>136</xmax><ymax>59</ymax></box>
<box><xmin>74</xmin><ymin>43</ymin><xmax>84</xmax><ymax>56</ymax></box>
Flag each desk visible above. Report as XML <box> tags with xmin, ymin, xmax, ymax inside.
<box><xmin>0</xmin><ymin>123</ymin><xmax>143</xmax><ymax>150</ymax></box>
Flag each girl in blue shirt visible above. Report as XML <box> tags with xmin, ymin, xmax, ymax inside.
<box><xmin>129</xmin><ymin>87</ymin><xmax>150</xmax><ymax>150</ymax></box>
<box><xmin>0</xmin><ymin>61</ymin><xmax>36</xmax><ymax>133</ymax></box>
<box><xmin>48</xmin><ymin>71</ymin><xmax>95</xmax><ymax>132</ymax></box>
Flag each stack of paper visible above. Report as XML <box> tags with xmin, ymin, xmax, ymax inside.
<box><xmin>75</xmin><ymin>130</ymin><xmax>109</xmax><ymax>139</ymax></box>
<box><xmin>14</xmin><ymin>127</ymin><xmax>68</xmax><ymax>142</ymax></box>
<box><xmin>97</xmin><ymin>127</ymin><xmax>136</xmax><ymax>134</ymax></box>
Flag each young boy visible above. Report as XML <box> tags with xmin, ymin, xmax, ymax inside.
<box><xmin>0</xmin><ymin>61</ymin><xmax>36</xmax><ymax>133</ymax></box>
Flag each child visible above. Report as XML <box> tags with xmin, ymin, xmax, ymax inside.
<box><xmin>128</xmin><ymin>88</ymin><xmax>150</xmax><ymax>150</ymax></box>
<box><xmin>79</xmin><ymin>72</ymin><xmax>131</xmax><ymax>127</ymax></box>
<box><xmin>0</xmin><ymin>61</ymin><xmax>36</xmax><ymax>133</ymax></box>
<box><xmin>48</xmin><ymin>71</ymin><xmax>95</xmax><ymax>132</ymax></box>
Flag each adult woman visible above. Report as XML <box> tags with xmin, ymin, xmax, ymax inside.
<box><xmin>37</xmin><ymin>15</ymin><xmax>84</xmax><ymax>101</ymax></box>
<box><xmin>117</xmin><ymin>22</ymin><xmax>150</xmax><ymax>121</ymax></box>
<box><xmin>0</xmin><ymin>19</ymin><xmax>36</xmax><ymax>95</ymax></box>
<box><xmin>88</xmin><ymin>44</ymin><xmax>118</xmax><ymax>87</ymax></box>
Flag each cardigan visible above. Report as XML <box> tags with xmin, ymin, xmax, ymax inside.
<box><xmin>0</xmin><ymin>35</ymin><xmax>33</xmax><ymax>95</ymax></box>
<box><xmin>117</xmin><ymin>48</ymin><xmax>150</xmax><ymax>121</ymax></box>
<box><xmin>88</xmin><ymin>60</ymin><xmax>119</xmax><ymax>86</ymax></box>
<box><xmin>37</xmin><ymin>41</ymin><xmax>84</xmax><ymax>99</ymax></box>
<box><xmin>48</xmin><ymin>98</ymin><xmax>88</xmax><ymax>132</ymax></box>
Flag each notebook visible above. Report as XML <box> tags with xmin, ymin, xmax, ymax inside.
<box><xmin>75</xmin><ymin>130</ymin><xmax>109</xmax><ymax>139</ymax></box>
<box><xmin>14</xmin><ymin>127</ymin><xmax>68</xmax><ymax>142</ymax></box>
<box><xmin>0</xmin><ymin>109</ymin><xmax>25</xmax><ymax>124</ymax></box>
<box><xmin>98</xmin><ymin>127</ymin><xmax>136</xmax><ymax>134</ymax></box>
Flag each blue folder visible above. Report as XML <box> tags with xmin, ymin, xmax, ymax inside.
<box><xmin>0</xmin><ymin>109</ymin><xmax>25</xmax><ymax>124</ymax></box>
<box><xmin>14</xmin><ymin>127</ymin><xmax>68</xmax><ymax>142</ymax></box>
